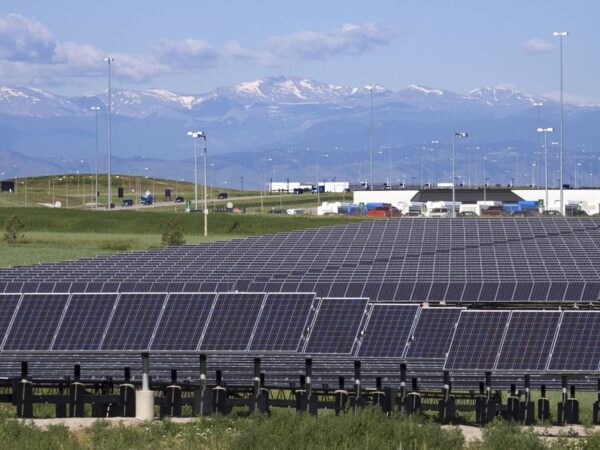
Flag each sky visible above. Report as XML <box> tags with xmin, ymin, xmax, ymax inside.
<box><xmin>0</xmin><ymin>0</ymin><xmax>598</xmax><ymax>102</ymax></box>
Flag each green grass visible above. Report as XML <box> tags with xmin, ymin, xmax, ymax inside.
<box><xmin>3</xmin><ymin>407</ymin><xmax>600</xmax><ymax>449</ymax></box>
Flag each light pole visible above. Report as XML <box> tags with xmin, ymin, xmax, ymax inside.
<box><xmin>104</xmin><ymin>57</ymin><xmax>114</xmax><ymax>209</ymax></box>
<box><xmin>537</xmin><ymin>127</ymin><xmax>554</xmax><ymax>211</ymax></box>
<box><xmin>91</xmin><ymin>106</ymin><xmax>100</xmax><ymax>209</ymax></box>
<box><xmin>380</xmin><ymin>145</ymin><xmax>392</xmax><ymax>188</ymax></box>
<box><xmin>483</xmin><ymin>155</ymin><xmax>487</xmax><ymax>204</ymax></box>
<box><xmin>553</xmin><ymin>31</ymin><xmax>568</xmax><ymax>214</ymax></box>
<box><xmin>186</xmin><ymin>131</ymin><xmax>202</xmax><ymax>211</ymax></box>
<box><xmin>431</xmin><ymin>140</ymin><xmax>439</xmax><ymax>187</ymax></box>
<box><xmin>452</xmin><ymin>131</ymin><xmax>468</xmax><ymax>218</ymax></box>
<box><xmin>533</xmin><ymin>102</ymin><xmax>543</xmax><ymax>186</ymax></box>
<box><xmin>576</xmin><ymin>162</ymin><xmax>581</xmax><ymax>188</ymax></box>
<box><xmin>187</xmin><ymin>131</ymin><xmax>208</xmax><ymax>236</ymax></box>
<box><xmin>369</xmin><ymin>84</ymin><xmax>374</xmax><ymax>190</ymax></box>
<box><xmin>316</xmin><ymin>153</ymin><xmax>329</xmax><ymax>207</ymax></box>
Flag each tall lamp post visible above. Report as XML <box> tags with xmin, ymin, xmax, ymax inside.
<box><xmin>187</xmin><ymin>131</ymin><xmax>207</xmax><ymax>236</ymax></box>
<box><xmin>104</xmin><ymin>57</ymin><xmax>114</xmax><ymax>209</ymax></box>
<box><xmin>483</xmin><ymin>155</ymin><xmax>487</xmax><ymax>204</ymax></box>
<box><xmin>533</xmin><ymin>102</ymin><xmax>543</xmax><ymax>185</ymax></box>
<box><xmin>431</xmin><ymin>140</ymin><xmax>439</xmax><ymax>187</ymax></box>
<box><xmin>537</xmin><ymin>127</ymin><xmax>554</xmax><ymax>211</ymax></box>
<box><xmin>553</xmin><ymin>31</ymin><xmax>568</xmax><ymax>214</ymax></box>
<box><xmin>316</xmin><ymin>153</ymin><xmax>329</xmax><ymax>207</ymax></box>
<box><xmin>452</xmin><ymin>131</ymin><xmax>468</xmax><ymax>218</ymax></box>
<box><xmin>91</xmin><ymin>106</ymin><xmax>100</xmax><ymax>209</ymax></box>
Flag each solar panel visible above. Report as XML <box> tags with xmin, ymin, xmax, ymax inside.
<box><xmin>444</xmin><ymin>311</ymin><xmax>510</xmax><ymax>370</ymax></box>
<box><xmin>405</xmin><ymin>308</ymin><xmax>463</xmax><ymax>359</ymax></box>
<box><xmin>150</xmin><ymin>293</ymin><xmax>216</xmax><ymax>351</ymax></box>
<box><xmin>100</xmin><ymin>293</ymin><xmax>168</xmax><ymax>351</ymax></box>
<box><xmin>52</xmin><ymin>293</ymin><xmax>119</xmax><ymax>351</ymax></box>
<box><xmin>495</xmin><ymin>311</ymin><xmax>561</xmax><ymax>371</ymax></box>
<box><xmin>199</xmin><ymin>293</ymin><xmax>266</xmax><ymax>351</ymax></box>
<box><xmin>249</xmin><ymin>293</ymin><xmax>316</xmax><ymax>352</ymax></box>
<box><xmin>0</xmin><ymin>295</ymin><xmax>21</xmax><ymax>344</ymax></box>
<box><xmin>3</xmin><ymin>294</ymin><xmax>69</xmax><ymax>351</ymax></box>
<box><xmin>304</xmin><ymin>297</ymin><xmax>368</xmax><ymax>354</ymax></box>
<box><xmin>357</xmin><ymin>304</ymin><xmax>419</xmax><ymax>358</ymax></box>
<box><xmin>548</xmin><ymin>311</ymin><xmax>600</xmax><ymax>372</ymax></box>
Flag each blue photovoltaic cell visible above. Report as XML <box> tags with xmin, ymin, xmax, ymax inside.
<box><xmin>304</xmin><ymin>298</ymin><xmax>368</xmax><ymax>354</ymax></box>
<box><xmin>357</xmin><ymin>304</ymin><xmax>419</xmax><ymax>357</ymax></box>
<box><xmin>548</xmin><ymin>312</ymin><xmax>600</xmax><ymax>371</ymax></box>
<box><xmin>3</xmin><ymin>294</ymin><xmax>69</xmax><ymax>351</ymax></box>
<box><xmin>249</xmin><ymin>293</ymin><xmax>315</xmax><ymax>352</ymax></box>
<box><xmin>199</xmin><ymin>293</ymin><xmax>266</xmax><ymax>351</ymax></box>
<box><xmin>444</xmin><ymin>311</ymin><xmax>510</xmax><ymax>370</ymax></box>
<box><xmin>405</xmin><ymin>308</ymin><xmax>463</xmax><ymax>359</ymax></box>
<box><xmin>150</xmin><ymin>293</ymin><xmax>216</xmax><ymax>351</ymax></box>
<box><xmin>53</xmin><ymin>293</ymin><xmax>119</xmax><ymax>350</ymax></box>
<box><xmin>100</xmin><ymin>293</ymin><xmax>167</xmax><ymax>351</ymax></box>
<box><xmin>0</xmin><ymin>295</ymin><xmax>21</xmax><ymax>341</ymax></box>
<box><xmin>496</xmin><ymin>311</ymin><xmax>561</xmax><ymax>371</ymax></box>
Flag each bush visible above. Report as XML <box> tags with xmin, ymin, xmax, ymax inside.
<box><xmin>161</xmin><ymin>218</ymin><xmax>185</xmax><ymax>247</ymax></box>
<box><xmin>3</xmin><ymin>215</ymin><xmax>25</xmax><ymax>245</ymax></box>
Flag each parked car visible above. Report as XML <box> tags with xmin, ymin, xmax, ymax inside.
<box><xmin>458</xmin><ymin>211</ymin><xmax>478</xmax><ymax>217</ymax></box>
<box><xmin>174</xmin><ymin>196</ymin><xmax>184</xmax><ymax>203</ymax></box>
<box><xmin>106</xmin><ymin>202</ymin><xmax>115</xmax><ymax>209</ymax></box>
<box><xmin>121</xmin><ymin>199</ymin><xmax>133</xmax><ymax>207</ymax></box>
<box><xmin>217</xmin><ymin>192</ymin><xmax>228</xmax><ymax>199</ymax></box>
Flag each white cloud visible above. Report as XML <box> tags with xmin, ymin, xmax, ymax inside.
<box><xmin>524</xmin><ymin>38</ymin><xmax>555</xmax><ymax>55</ymax></box>
<box><xmin>153</xmin><ymin>39</ymin><xmax>222</xmax><ymax>69</ymax></box>
<box><xmin>0</xmin><ymin>14</ymin><xmax>56</xmax><ymax>63</ymax></box>
<box><xmin>267</xmin><ymin>23</ymin><xmax>391</xmax><ymax>61</ymax></box>
<box><xmin>0</xmin><ymin>14</ymin><xmax>391</xmax><ymax>87</ymax></box>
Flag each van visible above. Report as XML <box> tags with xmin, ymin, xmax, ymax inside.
<box><xmin>121</xmin><ymin>199</ymin><xmax>133</xmax><ymax>207</ymax></box>
<box><xmin>217</xmin><ymin>192</ymin><xmax>228</xmax><ymax>200</ymax></box>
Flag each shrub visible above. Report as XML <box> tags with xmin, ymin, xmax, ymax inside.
<box><xmin>161</xmin><ymin>218</ymin><xmax>185</xmax><ymax>246</ymax></box>
<box><xmin>3</xmin><ymin>215</ymin><xmax>25</xmax><ymax>245</ymax></box>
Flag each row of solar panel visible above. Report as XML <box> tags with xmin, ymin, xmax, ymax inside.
<box><xmin>0</xmin><ymin>281</ymin><xmax>598</xmax><ymax>303</ymax></box>
<box><xmin>444</xmin><ymin>310</ymin><xmax>600</xmax><ymax>372</ymax></box>
<box><xmin>2</xmin><ymin>219</ymin><xmax>600</xmax><ymax>288</ymax></box>
<box><xmin>3</xmin><ymin>291</ymin><xmax>600</xmax><ymax>373</ymax></box>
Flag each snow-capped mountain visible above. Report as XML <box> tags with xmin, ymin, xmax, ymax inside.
<box><xmin>0</xmin><ymin>76</ymin><xmax>563</xmax><ymax>120</ymax></box>
<box><xmin>0</xmin><ymin>86</ymin><xmax>83</xmax><ymax>117</ymax></box>
<box><xmin>0</xmin><ymin>76</ymin><xmax>599</xmax><ymax>182</ymax></box>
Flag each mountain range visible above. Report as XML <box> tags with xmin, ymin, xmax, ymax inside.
<box><xmin>0</xmin><ymin>76</ymin><xmax>599</xmax><ymax>187</ymax></box>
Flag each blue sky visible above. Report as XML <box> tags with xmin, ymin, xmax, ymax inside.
<box><xmin>0</xmin><ymin>0</ymin><xmax>597</xmax><ymax>102</ymax></box>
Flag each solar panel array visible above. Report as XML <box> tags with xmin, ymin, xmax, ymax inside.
<box><xmin>1</xmin><ymin>218</ymin><xmax>599</xmax><ymax>303</ymax></box>
<box><xmin>444</xmin><ymin>309</ymin><xmax>600</xmax><ymax>372</ymax></box>
<box><xmin>1</xmin><ymin>218</ymin><xmax>600</xmax><ymax>383</ymax></box>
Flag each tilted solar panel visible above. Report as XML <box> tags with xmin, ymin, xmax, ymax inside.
<box><xmin>357</xmin><ymin>304</ymin><xmax>419</xmax><ymax>358</ymax></box>
<box><xmin>199</xmin><ymin>293</ymin><xmax>266</xmax><ymax>351</ymax></box>
<box><xmin>548</xmin><ymin>311</ymin><xmax>600</xmax><ymax>372</ymax></box>
<box><xmin>100</xmin><ymin>293</ymin><xmax>168</xmax><ymax>351</ymax></box>
<box><xmin>0</xmin><ymin>295</ymin><xmax>21</xmax><ymax>345</ymax></box>
<box><xmin>495</xmin><ymin>311</ymin><xmax>560</xmax><ymax>371</ymax></box>
<box><xmin>304</xmin><ymin>297</ymin><xmax>368</xmax><ymax>354</ymax></box>
<box><xmin>53</xmin><ymin>293</ymin><xmax>119</xmax><ymax>351</ymax></box>
<box><xmin>3</xmin><ymin>294</ymin><xmax>69</xmax><ymax>351</ymax></box>
<box><xmin>405</xmin><ymin>307</ymin><xmax>463</xmax><ymax>359</ymax></box>
<box><xmin>150</xmin><ymin>293</ymin><xmax>216</xmax><ymax>351</ymax></box>
<box><xmin>249</xmin><ymin>293</ymin><xmax>316</xmax><ymax>352</ymax></box>
<box><xmin>444</xmin><ymin>311</ymin><xmax>510</xmax><ymax>370</ymax></box>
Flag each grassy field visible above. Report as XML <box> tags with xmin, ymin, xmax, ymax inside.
<box><xmin>0</xmin><ymin>206</ymin><xmax>366</xmax><ymax>268</ymax></box>
<box><xmin>2</xmin><ymin>407</ymin><xmax>600</xmax><ymax>449</ymax></box>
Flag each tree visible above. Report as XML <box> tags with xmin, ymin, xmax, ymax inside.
<box><xmin>4</xmin><ymin>214</ymin><xmax>25</xmax><ymax>245</ymax></box>
<box><xmin>161</xmin><ymin>218</ymin><xmax>185</xmax><ymax>247</ymax></box>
